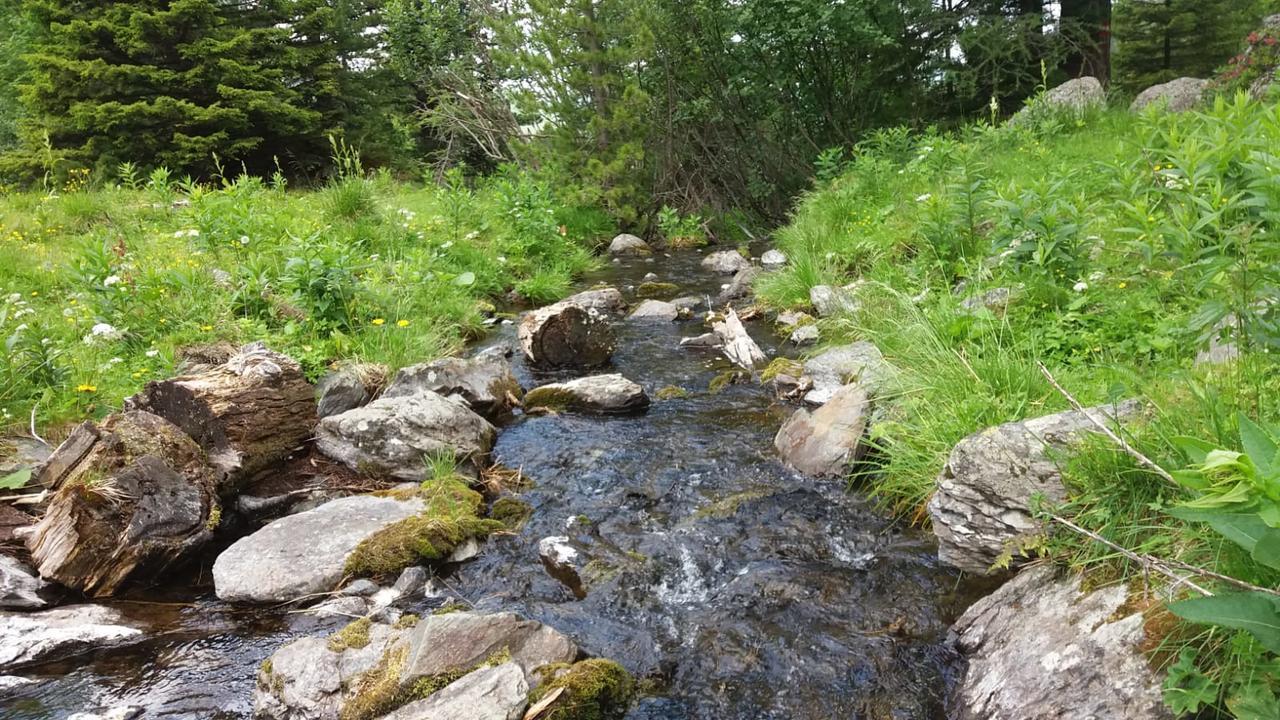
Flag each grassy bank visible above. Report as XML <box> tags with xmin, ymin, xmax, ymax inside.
<box><xmin>0</xmin><ymin>163</ymin><xmax>608</xmax><ymax>434</ymax></box>
<box><xmin>760</xmin><ymin>95</ymin><xmax>1280</xmax><ymax>716</ymax></box>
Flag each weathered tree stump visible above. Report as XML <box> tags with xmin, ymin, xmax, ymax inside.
<box><xmin>125</xmin><ymin>342</ymin><xmax>316</xmax><ymax>493</ymax></box>
<box><xmin>26</xmin><ymin>411</ymin><xmax>221</xmax><ymax>596</ymax></box>
<box><xmin>518</xmin><ymin>302</ymin><xmax>615</xmax><ymax>368</ymax></box>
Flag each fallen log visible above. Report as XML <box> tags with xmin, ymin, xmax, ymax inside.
<box><xmin>125</xmin><ymin>342</ymin><xmax>315</xmax><ymax>493</ymax></box>
<box><xmin>26</xmin><ymin>411</ymin><xmax>221</xmax><ymax>596</ymax></box>
<box><xmin>518</xmin><ymin>302</ymin><xmax>615</xmax><ymax>368</ymax></box>
<box><xmin>713</xmin><ymin>308</ymin><xmax>767</xmax><ymax>370</ymax></box>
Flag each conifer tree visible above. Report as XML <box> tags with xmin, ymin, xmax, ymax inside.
<box><xmin>1113</xmin><ymin>0</ymin><xmax>1262</xmax><ymax>92</ymax></box>
<box><xmin>17</xmin><ymin>0</ymin><xmax>319</xmax><ymax>177</ymax></box>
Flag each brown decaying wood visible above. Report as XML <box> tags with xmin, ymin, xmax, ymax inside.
<box><xmin>25</xmin><ymin>411</ymin><xmax>221</xmax><ymax>597</ymax></box>
<box><xmin>125</xmin><ymin>343</ymin><xmax>316</xmax><ymax>494</ymax></box>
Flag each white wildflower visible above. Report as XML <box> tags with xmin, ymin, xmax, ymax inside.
<box><xmin>108</xmin><ymin>357</ymin><xmax>124</xmax><ymax>366</ymax></box>
<box><xmin>14</xmin><ymin>308</ymin><xmax>33</xmax><ymax>318</ymax></box>
<box><xmin>1073</xmin><ymin>281</ymin><xmax>1089</xmax><ymax>293</ymax></box>
<box><xmin>441</xmin><ymin>241</ymin><xmax>454</xmax><ymax>250</ymax></box>
<box><xmin>146</xmin><ymin>349</ymin><xmax>160</xmax><ymax>358</ymax></box>
<box><xmin>187</xmin><ymin>229</ymin><xmax>201</xmax><ymax>238</ymax></box>
<box><xmin>84</xmin><ymin>323</ymin><xmax>124</xmax><ymax>344</ymax></box>
<box><xmin>6</xmin><ymin>293</ymin><xmax>20</xmax><ymax>303</ymax></box>
<box><xmin>1088</xmin><ymin>271</ymin><xmax>1104</xmax><ymax>282</ymax></box>
<box><xmin>14</xmin><ymin>323</ymin><xmax>27</xmax><ymax>332</ymax></box>
<box><xmin>239</xmin><ymin>236</ymin><xmax>250</xmax><ymax>245</ymax></box>
<box><xmin>104</xmin><ymin>275</ymin><xmax>121</xmax><ymax>287</ymax></box>
<box><xmin>63</xmin><ymin>308</ymin><xmax>75</xmax><ymax>317</ymax></box>
<box><xmin>465</xmin><ymin>231</ymin><xmax>480</xmax><ymax>240</ymax></box>
<box><xmin>916</xmin><ymin>193</ymin><xmax>932</xmax><ymax>203</ymax></box>
<box><xmin>497</xmin><ymin>256</ymin><xmax>507</xmax><ymax>264</ymax></box>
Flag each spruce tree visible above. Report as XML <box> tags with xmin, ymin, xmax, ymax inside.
<box><xmin>16</xmin><ymin>0</ymin><xmax>319</xmax><ymax>178</ymax></box>
<box><xmin>1113</xmin><ymin>0</ymin><xmax>1262</xmax><ymax>92</ymax></box>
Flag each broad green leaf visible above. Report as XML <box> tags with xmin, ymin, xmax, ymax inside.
<box><xmin>1239</xmin><ymin>413</ymin><xmax>1278</xmax><ymax>477</ymax></box>
<box><xmin>454</xmin><ymin>271</ymin><xmax>476</xmax><ymax>287</ymax></box>
<box><xmin>1228</xmin><ymin>685</ymin><xmax>1280</xmax><ymax>720</ymax></box>
<box><xmin>1172</xmin><ymin>435</ymin><xmax>1218</xmax><ymax>465</ymax></box>
<box><xmin>0</xmin><ymin>468</ymin><xmax>30</xmax><ymax>490</ymax></box>
<box><xmin>1252</xmin><ymin>529</ymin><xmax>1280</xmax><ymax>571</ymax></box>
<box><xmin>1171</xmin><ymin>468</ymin><xmax>1211</xmax><ymax>491</ymax></box>
<box><xmin>1168</xmin><ymin>507</ymin><xmax>1270</xmax><ymax>553</ymax></box>
<box><xmin>1168</xmin><ymin>593</ymin><xmax>1280</xmax><ymax>654</ymax></box>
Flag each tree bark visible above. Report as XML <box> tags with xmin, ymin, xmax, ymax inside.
<box><xmin>26</xmin><ymin>411</ymin><xmax>221</xmax><ymax>597</ymax></box>
<box><xmin>125</xmin><ymin>343</ymin><xmax>316</xmax><ymax>494</ymax></box>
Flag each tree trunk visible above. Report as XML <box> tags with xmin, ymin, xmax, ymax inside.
<box><xmin>1061</xmin><ymin>0</ymin><xmax>1112</xmax><ymax>82</ymax></box>
<box><xmin>125</xmin><ymin>342</ymin><xmax>316</xmax><ymax>494</ymax></box>
<box><xmin>26</xmin><ymin>411</ymin><xmax>221</xmax><ymax>597</ymax></box>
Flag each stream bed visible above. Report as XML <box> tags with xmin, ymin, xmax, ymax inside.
<box><xmin>6</xmin><ymin>249</ymin><xmax>982</xmax><ymax>720</ymax></box>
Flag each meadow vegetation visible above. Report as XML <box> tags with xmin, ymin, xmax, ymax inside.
<box><xmin>0</xmin><ymin>157</ymin><xmax>608</xmax><ymax>435</ymax></box>
<box><xmin>759</xmin><ymin>93</ymin><xmax>1280</xmax><ymax>716</ymax></box>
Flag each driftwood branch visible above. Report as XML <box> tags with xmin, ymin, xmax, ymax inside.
<box><xmin>1036</xmin><ymin>362</ymin><xmax>1179</xmax><ymax>487</ymax></box>
<box><xmin>1047</xmin><ymin>514</ymin><xmax>1214</xmax><ymax>597</ymax></box>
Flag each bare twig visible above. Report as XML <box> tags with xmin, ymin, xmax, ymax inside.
<box><xmin>1048</xmin><ymin>514</ymin><xmax>1214</xmax><ymax>597</ymax></box>
<box><xmin>29</xmin><ymin>400</ymin><xmax>49</xmax><ymax>447</ymax></box>
<box><xmin>1036</xmin><ymin>362</ymin><xmax>1178</xmax><ymax>487</ymax></box>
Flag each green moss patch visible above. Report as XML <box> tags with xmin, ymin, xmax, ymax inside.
<box><xmin>636</xmin><ymin>282</ymin><xmax>680</xmax><ymax>299</ymax></box>
<box><xmin>490</xmin><ymin>496</ymin><xmax>533</xmax><ymax>529</ymax></box>
<box><xmin>327</xmin><ymin>617</ymin><xmax>373</xmax><ymax>653</ymax></box>
<box><xmin>760</xmin><ymin>357</ymin><xmax>804</xmax><ymax>382</ymax></box>
<box><xmin>694</xmin><ymin>487</ymin><xmax>777</xmax><ymax>519</ymax></box>
<box><xmin>655</xmin><ymin>385</ymin><xmax>689</xmax><ymax>400</ymax></box>
<box><xmin>345</xmin><ymin>477</ymin><xmax>503</xmax><ymax>578</ymax></box>
<box><xmin>527</xmin><ymin>658</ymin><xmax>636</xmax><ymax>720</ymax></box>
<box><xmin>523</xmin><ymin>386</ymin><xmax>579</xmax><ymax>413</ymax></box>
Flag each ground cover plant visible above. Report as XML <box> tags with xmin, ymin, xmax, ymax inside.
<box><xmin>0</xmin><ymin>158</ymin><xmax>607</xmax><ymax>436</ymax></box>
<box><xmin>757</xmin><ymin>93</ymin><xmax>1280</xmax><ymax>716</ymax></box>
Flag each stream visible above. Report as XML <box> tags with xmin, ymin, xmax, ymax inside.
<box><xmin>6</xmin><ymin>249</ymin><xmax>982</xmax><ymax>720</ymax></box>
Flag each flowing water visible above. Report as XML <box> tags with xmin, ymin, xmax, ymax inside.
<box><xmin>6</xmin><ymin>249</ymin><xmax>981</xmax><ymax>720</ymax></box>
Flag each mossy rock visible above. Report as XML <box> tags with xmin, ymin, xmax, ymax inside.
<box><xmin>345</xmin><ymin>476</ymin><xmax>503</xmax><ymax>577</ymax></box>
<box><xmin>635</xmin><ymin>282</ymin><xmax>680</xmax><ymax>300</ymax></box>
<box><xmin>490</xmin><ymin>496</ymin><xmax>533</xmax><ymax>529</ymax></box>
<box><xmin>340</xmin><ymin>645</ymin><xmax>410</xmax><ymax>720</ymax></box>
<box><xmin>522</xmin><ymin>386</ymin><xmax>578</xmax><ymax>414</ymax></box>
<box><xmin>327</xmin><ymin>617</ymin><xmax>373</xmax><ymax>653</ymax></box>
<box><xmin>760</xmin><ymin>357</ymin><xmax>804</xmax><ymax>382</ymax></box>
<box><xmin>655</xmin><ymin>385</ymin><xmax>689</xmax><ymax>400</ymax></box>
<box><xmin>708</xmin><ymin>370</ymin><xmax>745</xmax><ymax>394</ymax></box>
<box><xmin>527</xmin><ymin>658</ymin><xmax>636</xmax><ymax>720</ymax></box>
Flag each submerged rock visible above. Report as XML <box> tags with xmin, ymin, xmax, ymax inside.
<box><xmin>609</xmin><ymin>234</ymin><xmax>650</xmax><ymax>256</ymax></box>
<box><xmin>951</xmin><ymin>564</ymin><xmax>1170</xmax><ymax>720</ymax></box>
<box><xmin>519</xmin><ymin>302</ymin><xmax>616</xmax><ymax>368</ymax></box>
<box><xmin>679</xmin><ymin>332</ymin><xmax>722</xmax><ymax>349</ymax></box>
<box><xmin>524</xmin><ymin>375</ymin><xmax>650</xmax><ymax>415</ymax></box>
<box><xmin>670</xmin><ymin>295</ymin><xmax>705</xmax><ymax>313</ymax></box>
<box><xmin>382</xmin><ymin>355</ymin><xmax>523</xmax><ymax>421</ymax></box>
<box><xmin>801</xmin><ymin>341</ymin><xmax>893</xmax><ymax>406</ymax></box>
<box><xmin>775</xmin><ymin>384</ymin><xmax>871</xmax><ymax>478</ymax></box>
<box><xmin>213</xmin><ymin>494</ymin><xmax>425</xmax><ymax>603</ymax></box>
<box><xmin>700</xmin><ymin>250</ymin><xmax>751</xmax><ymax>275</ymax></box>
<box><xmin>0</xmin><ymin>604</ymin><xmax>142</xmax><ymax>672</ymax></box>
<box><xmin>1131</xmin><ymin>77</ymin><xmax>1208</xmax><ymax>113</ymax></box>
<box><xmin>316</xmin><ymin>393</ymin><xmax>497</xmax><ymax>481</ymax></box>
<box><xmin>628</xmin><ymin>299</ymin><xmax>680</xmax><ymax>323</ymax></box>
<box><xmin>928</xmin><ymin>401</ymin><xmax>1142</xmax><ymax>574</ymax></box>
<box><xmin>0</xmin><ymin>555</ymin><xmax>51</xmax><ymax>609</ymax></box>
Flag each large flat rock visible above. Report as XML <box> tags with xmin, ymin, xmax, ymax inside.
<box><xmin>0</xmin><ymin>604</ymin><xmax>142</xmax><ymax>672</ymax></box>
<box><xmin>383</xmin><ymin>662</ymin><xmax>528</xmax><ymax>720</ymax></box>
<box><xmin>951</xmin><ymin>564</ymin><xmax>1170</xmax><ymax>720</ymax></box>
<box><xmin>213</xmin><ymin>495</ymin><xmax>424</xmax><ymax>603</ymax></box>
<box><xmin>775</xmin><ymin>384</ymin><xmax>870</xmax><ymax>478</ymax></box>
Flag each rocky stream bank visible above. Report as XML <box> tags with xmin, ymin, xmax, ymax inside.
<box><xmin>2</xmin><ymin>236</ymin><xmax>1171</xmax><ymax>720</ymax></box>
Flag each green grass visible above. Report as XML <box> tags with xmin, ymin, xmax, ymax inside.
<box><xmin>0</xmin><ymin>167</ymin><xmax>604</xmax><ymax>433</ymax></box>
<box><xmin>759</xmin><ymin>95</ymin><xmax>1280</xmax><ymax>716</ymax></box>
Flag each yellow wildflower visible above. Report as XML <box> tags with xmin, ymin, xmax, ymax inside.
<box><xmin>76</xmin><ymin>384</ymin><xmax>97</xmax><ymax>393</ymax></box>
<box><xmin>397</xmin><ymin>320</ymin><xmax>410</xmax><ymax>328</ymax></box>
<box><xmin>201</xmin><ymin>325</ymin><xmax>213</xmax><ymax>331</ymax></box>
<box><xmin>1118</xmin><ymin>282</ymin><xmax>1128</xmax><ymax>289</ymax></box>
<box><xmin>371</xmin><ymin>318</ymin><xmax>386</xmax><ymax>326</ymax></box>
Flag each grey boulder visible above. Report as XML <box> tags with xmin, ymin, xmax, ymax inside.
<box><xmin>801</xmin><ymin>341</ymin><xmax>893</xmax><ymax>406</ymax></box>
<box><xmin>809</xmin><ymin>284</ymin><xmax>859</xmax><ymax>318</ymax></box>
<box><xmin>316</xmin><ymin>392</ymin><xmax>497</xmax><ymax>480</ymax></box>
<box><xmin>701</xmin><ymin>250</ymin><xmax>751</xmax><ymax>275</ymax></box>
<box><xmin>716</xmin><ymin>267</ymin><xmax>759</xmax><ymax>305</ymax></box>
<box><xmin>608</xmin><ymin>233</ymin><xmax>650</xmax><ymax>256</ymax></box>
<box><xmin>761</xmin><ymin>249</ymin><xmax>787</xmax><ymax>268</ymax></box>
<box><xmin>927</xmin><ymin>401</ymin><xmax>1142</xmax><ymax>574</ymax></box>
<box><xmin>213</xmin><ymin>494</ymin><xmax>424</xmax><ymax>603</ymax></box>
<box><xmin>0</xmin><ymin>604</ymin><xmax>142</xmax><ymax>672</ymax></box>
<box><xmin>1130</xmin><ymin>77</ymin><xmax>1208</xmax><ymax>113</ymax></box>
<box><xmin>315</xmin><ymin>365</ymin><xmax>377</xmax><ymax>418</ymax></box>
<box><xmin>775</xmin><ymin>384</ymin><xmax>871</xmax><ymax>478</ymax></box>
<box><xmin>0</xmin><ymin>555</ymin><xmax>51</xmax><ymax>609</ymax></box>
<box><xmin>629</xmin><ymin>300</ymin><xmax>679</xmax><ymax>323</ymax></box>
<box><xmin>383</xmin><ymin>356</ymin><xmax>522</xmax><ymax>420</ymax></box>
<box><xmin>562</xmin><ymin>287</ymin><xmax>627</xmax><ymax>314</ymax></box>
<box><xmin>789</xmin><ymin>325</ymin><xmax>819</xmax><ymax>346</ymax></box>
<box><xmin>951</xmin><ymin>564</ymin><xmax>1170</xmax><ymax>720</ymax></box>
<box><xmin>382</xmin><ymin>662</ymin><xmax>528</xmax><ymax>720</ymax></box>
<box><xmin>524</xmin><ymin>375</ymin><xmax>650</xmax><ymax>415</ymax></box>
